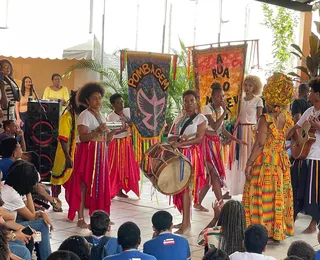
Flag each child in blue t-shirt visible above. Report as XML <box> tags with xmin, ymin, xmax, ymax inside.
<box><xmin>104</xmin><ymin>221</ymin><xmax>156</xmax><ymax>260</ymax></box>
<box><xmin>143</xmin><ymin>211</ymin><xmax>191</xmax><ymax>260</ymax></box>
<box><xmin>85</xmin><ymin>210</ymin><xmax>121</xmax><ymax>259</ymax></box>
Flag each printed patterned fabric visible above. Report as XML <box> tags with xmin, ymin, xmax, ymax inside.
<box><xmin>242</xmin><ymin>111</ymin><xmax>294</xmax><ymax>241</ymax></box>
<box><xmin>173</xmin><ymin>145</ymin><xmax>206</xmax><ymax>213</ymax></box>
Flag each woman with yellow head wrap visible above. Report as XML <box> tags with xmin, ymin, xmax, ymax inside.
<box><xmin>288</xmin><ymin>77</ymin><xmax>320</xmax><ymax>234</ymax></box>
<box><xmin>242</xmin><ymin>72</ymin><xmax>294</xmax><ymax>242</ymax></box>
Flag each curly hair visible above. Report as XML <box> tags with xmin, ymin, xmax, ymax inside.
<box><xmin>217</xmin><ymin>200</ymin><xmax>246</xmax><ymax>255</ymax></box>
<box><xmin>90</xmin><ymin>210</ymin><xmax>110</xmax><ymax>236</ymax></box>
<box><xmin>203</xmin><ymin>248</ymin><xmax>229</xmax><ymax>260</ymax></box>
<box><xmin>0</xmin><ymin>224</ymin><xmax>9</xmax><ymax>260</ymax></box>
<box><xmin>183</xmin><ymin>89</ymin><xmax>198</xmax><ymax>99</ymax></box>
<box><xmin>78</xmin><ymin>82</ymin><xmax>105</xmax><ymax>106</ymax></box>
<box><xmin>0</xmin><ymin>59</ymin><xmax>13</xmax><ymax>77</ymax></box>
<box><xmin>47</xmin><ymin>250</ymin><xmax>80</xmax><ymax>260</ymax></box>
<box><xmin>262</xmin><ymin>72</ymin><xmax>294</xmax><ymax>109</ymax></box>
<box><xmin>287</xmin><ymin>241</ymin><xmax>315</xmax><ymax>260</ymax></box>
<box><xmin>110</xmin><ymin>93</ymin><xmax>122</xmax><ymax>104</ymax></box>
<box><xmin>244</xmin><ymin>75</ymin><xmax>262</xmax><ymax>96</ymax></box>
<box><xmin>5</xmin><ymin>160</ymin><xmax>39</xmax><ymax>196</ymax></box>
<box><xmin>59</xmin><ymin>236</ymin><xmax>91</xmax><ymax>260</ymax></box>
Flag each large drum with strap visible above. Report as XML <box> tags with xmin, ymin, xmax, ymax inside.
<box><xmin>140</xmin><ymin>143</ymin><xmax>192</xmax><ymax>195</ymax></box>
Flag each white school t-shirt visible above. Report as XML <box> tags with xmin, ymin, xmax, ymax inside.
<box><xmin>78</xmin><ymin>109</ymin><xmax>107</xmax><ymax>133</ymax></box>
<box><xmin>297</xmin><ymin>106</ymin><xmax>320</xmax><ymax>160</ymax></box>
<box><xmin>107</xmin><ymin>108</ymin><xmax>130</xmax><ymax>139</ymax></box>
<box><xmin>229</xmin><ymin>252</ymin><xmax>276</xmax><ymax>260</ymax></box>
<box><xmin>1</xmin><ymin>184</ymin><xmax>25</xmax><ymax>219</ymax></box>
<box><xmin>202</xmin><ymin>104</ymin><xmax>224</xmax><ymax>133</ymax></box>
<box><xmin>168</xmin><ymin>113</ymin><xmax>207</xmax><ymax>148</ymax></box>
<box><xmin>239</xmin><ymin>96</ymin><xmax>263</xmax><ymax>124</ymax></box>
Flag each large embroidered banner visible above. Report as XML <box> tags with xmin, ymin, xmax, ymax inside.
<box><xmin>192</xmin><ymin>44</ymin><xmax>247</xmax><ymax>131</ymax></box>
<box><xmin>126</xmin><ymin>51</ymin><xmax>172</xmax><ymax>163</ymax></box>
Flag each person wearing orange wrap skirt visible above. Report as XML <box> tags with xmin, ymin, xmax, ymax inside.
<box><xmin>244</xmin><ymin>73</ymin><xmax>294</xmax><ymax>242</ymax></box>
<box><xmin>168</xmin><ymin>90</ymin><xmax>207</xmax><ymax>235</ymax></box>
<box><xmin>107</xmin><ymin>93</ymin><xmax>140</xmax><ymax>199</ymax></box>
<box><xmin>66</xmin><ymin>82</ymin><xmax>118</xmax><ymax>229</ymax></box>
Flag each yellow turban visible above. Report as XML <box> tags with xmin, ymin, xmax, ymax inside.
<box><xmin>262</xmin><ymin>72</ymin><xmax>294</xmax><ymax>108</ymax></box>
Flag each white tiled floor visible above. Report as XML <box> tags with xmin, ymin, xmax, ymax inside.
<box><xmin>45</xmin><ymin>182</ymin><xmax>319</xmax><ymax>260</ymax></box>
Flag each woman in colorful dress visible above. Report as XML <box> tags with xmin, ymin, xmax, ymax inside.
<box><xmin>168</xmin><ymin>90</ymin><xmax>207</xmax><ymax>234</ymax></box>
<box><xmin>227</xmin><ymin>75</ymin><xmax>263</xmax><ymax>196</ymax></box>
<box><xmin>107</xmin><ymin>93</ymin><xmax>140</xmax><ymax>199</ymax></box>
<box><xmin>243</xmin><ymin>72</ymin><xmax>294</xmax><ymax>242</ymax></box>
<box><xmin>195</xmin><ymin>84</ymin><xmax>246</xmax><ymax>212</ymax></box>
<box><xmin>67</xmin><ymin>82</ymin><xmax>118</xmax><ymax>228</ymax></box>
<box><xmin>50</xmin><ymin>91</ymin><xmax>81</xmax><ymax>211</ymax></box>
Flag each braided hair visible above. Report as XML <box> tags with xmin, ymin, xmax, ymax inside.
<box><xmin>217</xmin><ymin>200</ymin><xmax>246</xmax><ymax>255</ymax></box>
<box><xmin>0</xmin><ymin>224</ymin><xmax>9</xmax><ymax>260</ymax></box>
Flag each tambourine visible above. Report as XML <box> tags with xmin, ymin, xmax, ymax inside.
<box><xmin>106</xmin><ymin>122</ymin><xmax>123</xmax><ymax>129</ymax></box>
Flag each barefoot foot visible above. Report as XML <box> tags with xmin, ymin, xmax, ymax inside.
<box><xmin>193</xmin><ymin>204</ymin><xmax>209</xmax><ymax>212</ymax></box>
<box><xmin>173</xmin><ymin>223</ymin><xmax>182</xmax><ymax>229</ymax></box>
<box><xmin>77</xmin><ymin>219</ymin><xmax>88</xmax><ymax>229</ymax></box>
<box><xmin>174</xmin><ymin>225</ymin><xmax>191</xmax><ymax>235</ymax></box>
<box><xmin>302</xmin><ymin>225</ymin><xmax>317</xmax><ymax>234</ymax></box>
<box><xmin>222</xmin><ymin>192</ymin><xmax>231</xmax><ymax>200</ymax></box>
<box><xmin>117</xmin><ymin>190</ymin><xmax>128</xmax><ymax>198</ymax></box>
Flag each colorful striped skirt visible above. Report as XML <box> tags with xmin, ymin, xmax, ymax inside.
<box><xmin>173</xmin><ymin>145</ymin><xmax>206</xmax><ymax>213</ymax></box>
<box><xmin>67</xmin><ymin>141</ymin><xmax>111</xmax><ymax>221</ymax></box>
<box><xmin>108</xmin><ymin>136</ymin><xmax>140</xmax><ymax>199</ymax></box>
<box><xmin>202</xmin><ymin>134</ymin><xmax>226</xmax><ymax>186</ymax></box>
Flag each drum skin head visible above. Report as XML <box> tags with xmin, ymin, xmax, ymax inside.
<box><xmin>157</xmin><ymin>158</ymin><xmax>192</xmax><ymax>195</ymax></box>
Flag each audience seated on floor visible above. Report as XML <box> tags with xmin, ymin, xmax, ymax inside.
<box><xmin>143</xmin><ymin>210</ymin><xmax>191</xmax><ymax>260</ymax></box>
<box><xmin>202</xmin><ymin>248</ymin><xmax>230</xmax><ymax>260</ymax></box>
<box><xmin>287</xmin><ymin>240</ymin><xmax>315</xmax><ymax>260</ymax></box>
<box><xmin>0</xmin><ymin>137</ymin><xmax>22</xmax><ymax>180</ymax></box>
<box><xmin>59</xmin><ymin>236</ymin><xmax>91</xmax><ymax>260</ymax></box>
<box><xmin>229</xmin><ymin>224</ymin><xmax>275</xmax><ymax>260</ymax></box>
<box><xmin>0</xmin><ymin>137</ymin><xmax>62</xmax><ymax>211</ymax></box>
<box><xmin>0</xmin><ymin>192</ymin><xmax>32</xmax><ymax>260</ymax></box>
<box><xmin>0</xmin><ymin>120</ymin><xmax>25</xmax><ymax>151</ymax></box>
<box><xmin>84</xmin><ymin>210</ymin><xmax>121</xmax><ymax>259</ymax></box>
<box><xmin>198</xmin><ymin>200</ymin><xmax>246</xmax><ymax>256</ymax></box>
<box><xmin>1</xmin><ymin>160</ymin><xmax>52</xmax><ymax>259</ymax></box>
<box><xmin>0</xmin><ymin>223</ymin><xmax>11</xmax><ymax>260</ymax></box>
<box><xmin>47</xmin><ymin>250</ymin><xmax>81</xmax><ymax>260</ymax></box>
<box><xmin>104</xmin><ymin>221</ymin><xmax>156</xmax><ymax>260</ymax></box>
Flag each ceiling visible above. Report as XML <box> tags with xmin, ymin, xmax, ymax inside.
<box><xmin>254</xmin><ymin>0</ymin><xmax>315</xmax><ymax>12</ymax></box>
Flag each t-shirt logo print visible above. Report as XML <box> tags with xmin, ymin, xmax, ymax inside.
<box><xmin>163</xmin><ymin>238</ymin><xmax>175</xmax><ymax>245</ymax></box>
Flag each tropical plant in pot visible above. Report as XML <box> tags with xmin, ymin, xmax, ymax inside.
<box><xmin>289</xmin><ymin>22</ymin><xmax>320</xmax><ymax>80</ymax></box>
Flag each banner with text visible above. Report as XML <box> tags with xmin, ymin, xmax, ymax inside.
<box><xmin>193</xmin><ymin>44</ymin><xmax>247</xmax><ymax>131</ymax></box>
<box><xmin>126</xmin><ymin>51</ymin><xmax>172</xmax><ymax>163</ymax></box>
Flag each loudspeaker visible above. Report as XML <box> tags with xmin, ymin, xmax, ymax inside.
<box><xmin>26</xmin><ymin>100</ymin><xmax>61</xmax><ymax>182</ymax></box>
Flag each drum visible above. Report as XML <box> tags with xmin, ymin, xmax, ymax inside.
<box><xmin>141</xmin><ymin>143</ymin><xmax>192</xmax><ymax>195</ymax></box>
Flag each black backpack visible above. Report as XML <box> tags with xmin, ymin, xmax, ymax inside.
<box><xmin>85</xmin><ymin>236</ymin><xmax>110</xmax><ymax>260</ymax></box>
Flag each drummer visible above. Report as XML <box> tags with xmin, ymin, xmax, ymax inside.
<box><xmin>168</xmin><ymin>90</ymin><xmax>207</xmax><ymax>234</ymax></box>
